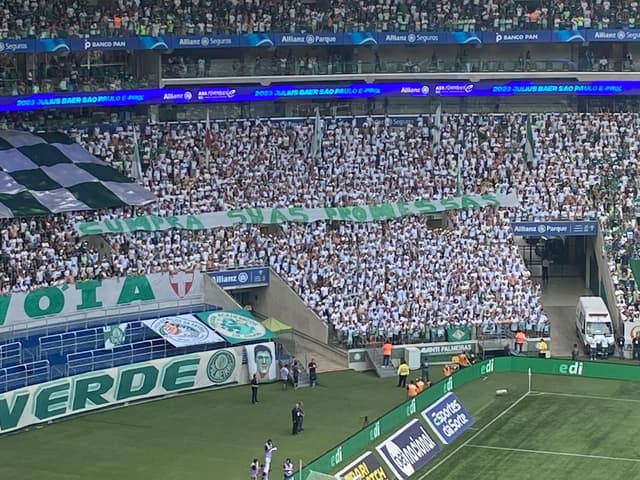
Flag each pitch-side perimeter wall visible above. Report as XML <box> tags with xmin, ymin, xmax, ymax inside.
<box><xmin>301</xmin><ymin>357</ymin><xmax>640</xmax><ymax>478</ymax></box>
<box><xmin>0</xmin><ymin>347</ymin><xmax>248</xmax><ymax>435</ymax></box>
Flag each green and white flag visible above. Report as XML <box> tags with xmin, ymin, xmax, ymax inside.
<box><xmin>75</xmin><ymin>193</ymin><xmax>521</xmax><ymax>236</ymax></box>
<box><xmin>103</xmin><ymin>323</ymin><xmax>128</xmax><ymax>349</ymax></box>
<box><xmin>204</xmin><ymin>109</ymin><xmax>213</xmax><ymax>168</ymax></box>
<box><xmin>197</xmin><ymin>309</ymin><xmax>277</xmax><ymax>344</ymax></box>
<box><xmin>131</xmin><ymin>129</ymin><xmax>144</xmax><ymax>183</ymax></box>
<box><xmin>311</xmin><ymin>108</ymin><xmax>323</xmax><ymax>159</ymax></box>
<box><xmin>432</xmin><ymin>103</ymin><xmax>442</xmax><ymax>152</ymax></box>
<box><xmin>0</xmin><ymin>130</ymin><xmax>156</xmax><ymax>217</ymax></box>
<box><xmin>524</xmin><ymin>115</ymin><xmax>536</xmax><ymax>165</ymax></box>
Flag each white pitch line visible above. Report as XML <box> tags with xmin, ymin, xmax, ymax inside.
<box><xmin>465</xmin><ymin>444</ymin><xmax>640</xmax><ymax>463</ymax></box>
<box><xmin>416</xmin><ymin>392</ymin><xmax>530</xmax><ymax>479</ymax></box>
<box><xmin>533</xmin><ymin>391</ymin><xmax>640</xmax><ymax>404</ymax></box>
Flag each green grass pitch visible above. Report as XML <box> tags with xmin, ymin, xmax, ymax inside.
<box><xmin>2</xmin><ymin>369</ymin><xmax>640</xmax><ymax>480</ymax></box>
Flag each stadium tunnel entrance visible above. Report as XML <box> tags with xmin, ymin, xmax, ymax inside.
<box><xmin>510</xmin><ymin>222</ymin><xmax>619</xmax><ymax>356</ymax></box>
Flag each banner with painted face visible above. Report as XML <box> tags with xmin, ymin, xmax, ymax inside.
<box><xmin>245</xmin><ymin>342</ymin><xmax>278</xmax><ymax>382</ymax></box>
<box><xmin>142</xmin><ymin>314</ymin><xmax>225</xmax><ymax>347</ymax></box>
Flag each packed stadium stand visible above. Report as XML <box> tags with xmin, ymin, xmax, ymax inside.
<box><xmin>0</xmin><ymin>113</ymin><xmax>634</xmax><ymax>352</ymax></box>
<box><xmin>0</xmin><ymin>0</ymin><xmax>639</xmax><ymax>411</ymax></box>
<box><xmin>0</xmin><ymin>0</ymin><xmax>628</xmax><ymax>39</ymax></box>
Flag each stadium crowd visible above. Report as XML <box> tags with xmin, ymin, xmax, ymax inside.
<box><xmin>2</xmin><ymin>113</ymin><xmax>640</xmax><ymax>342</ymax></box>
<box><xmin>0</xmin><ymin>0</ymin><xmax>636</xmax><ymax>40</ymax></box>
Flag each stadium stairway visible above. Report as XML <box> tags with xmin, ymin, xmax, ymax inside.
<box><xmin>366</xmin><ymin>348</ymin><xmax>397</xmax><ymax>378</ymax></box>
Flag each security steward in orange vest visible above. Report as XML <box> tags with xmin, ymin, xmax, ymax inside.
<box><xmin>458</xmin><ymin>352</ymin><xmax>471</xmax><ymax>368</ymax></box>
<box><xmin>416</xmin><ymin>378</ymin><xmax>425</xmax><ymax>393</ymax></box>
<box><xmin>407</xmin><ymin>381</ymin><xmax>418</xmax><ymax>398</ymax></box>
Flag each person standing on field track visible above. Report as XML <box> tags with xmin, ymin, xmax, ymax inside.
<box><xmin>251</xmin><ymin>373</ymin><xmax>259</xmax><ymax>404</ymax></box>
<box><xmin>250</xmin><ymin>459</ymin><xmax>259</xmax><ymax>480</ymax></box>
<box><xmin>308</xmin><ymin>358</ymin><xmax>318</xmax><ymax>387</ymax></box>
<box><xmin>382</xmin><ymin>339</ymin><xmax>392</xmax><ymax>367</ymax></box>
<box><xmin>264</xmin><ymin>439</ymin><xmax>276</xmax><ymax>472</ymax></box>
<box><xmin>283</xmin><ymin>458</ymin><xmax>294</xmax><ymax>480</ymax></box>
<box><xmin>397</xmin><ymin>360</ymin><xmax>410</xmax><ymax>388</ymax></box>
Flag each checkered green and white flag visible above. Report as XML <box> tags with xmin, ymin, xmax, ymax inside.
<box><xmin>0</xmin><ymin>130</ymin><xmax>156</xmax><ymax>217</ymax></box>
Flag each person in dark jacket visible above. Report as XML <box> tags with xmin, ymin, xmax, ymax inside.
<box><xmin>617</xmin><ymin>335</ymin><xmax>626</xmax><ymax>359</ymax></box>
<box><xmin>291</xmin><ymin>402</ymin><xmax>301</xmax><ymax>435</ymax></box>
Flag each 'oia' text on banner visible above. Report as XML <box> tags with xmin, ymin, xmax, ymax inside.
<box><xmin>0</xmin><ymin>271</ymin><xmax>202</xmax><ymax>331</ymax></box>
<box><xmin>75</xmin><ymin>194</ymin><xmax>519</xmax><ymax>236</ymax></box>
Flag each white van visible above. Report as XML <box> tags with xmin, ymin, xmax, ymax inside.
<box><xmin>576</xmin><ymin>296</ymin><xmax>615</xmax><ymax>354</ymax></box>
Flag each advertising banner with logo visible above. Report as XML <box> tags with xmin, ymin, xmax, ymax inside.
<box><xmin>0</xmin><ymin>271</ymin><xmax>203</xmax><ymax>332</ymax></box>
<box><xmin>419</xmin><ymin>342</ymin><xmax>475</xmax><ymax>356</ymax></box>
<box><xmin>376</xmin><ymin>32</ymin><xmax>449</xmax><ymax>44</ymax></box>
<box><xmin>245</xmin><ymin>342</ymin><xmax>278</xmax><ymax>382</ymax></box>
<box><xmin>511</xmin><ymin>220</ymin><xmax>598</xmax><ymax>237</ymax></box>
<box><xmin>0</xmin><ymin>28</ymin><xmax>617</xmax><ymax>53</ymax></box>
<box><xmin>11</xmin><ymin>81</ymin><xmax>640</xmax><ymax>115</ymax></box>
<box><xmin>196</xmin><ymin>309</ymin><xmax>277</xmax><ymax>344</ymax></box>
<box><xmin>272</xmin><ymin>33</ymin><xmax>344</xmax><ymax>46</ymax></box>
<box><xmin>0</xmin><ymin>348</ymin><xmax>245</xmax><ymax>435</ymax></box>
<box><xmin>174</xmin><ymin>35</ymin><xmax>238</xmax><ymax>49</ymax></box>
<box><xmin>375</xmin><ymin>419</ymin><xmax>441</xmax><ymax>479</ymax></box>
<box><xmin>421</xmin><ymin>392</ymin><xmax>474</xmax><ymax>444</ymax></box>
<box><xmin>334</xmin><ymin>451</ymin><xmax>389</xmax><ymax>480</ymax></box>
<box><xmin>76</xmin><ymin>193</ymin><xmax>519</xmax><ymax>235</ymax></box>
<box><xmin>142</xmin><ymin>314</ymin><xmax>225</xmax><ymax>347</ymax></box>
<box><xmin>510</xmin><ymin>221</ymin><xmax>598</xmax><ymax>237</ymax></box>
<box><xmin>209</xmin><ymin>267</ymin><xmax>270</xmax><ymax>290</ymax></box>
<box><xmin>586</xmin><ymin>29</ymin><xmax>640</xmax><ymax>42</ymax></box>
<box><xmin>484</xmin><ymin>31</ymin><xmax>552</xmax><ymax>43</ymax></box>
<box><xmin>64</xmin><ymin>36</ymin><xmax>170</xmax><ymax>52</ymax></box>
<box><xmin>0</xmin><ymin>39</ymin><xmax>36</xmax><ymax>53</ymax></box>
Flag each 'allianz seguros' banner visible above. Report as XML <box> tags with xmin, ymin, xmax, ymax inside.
<box><xmin>75</xmin><ymin>193</ymin><xmax>520</xmax><ymax>236</ymax></box>
<box><xmin>0</xmin><ymin>271</ymin><xmax>203</xmax><ymax>332</ymax></box>
<box><xmin>0</xmin><ymin>348</ymin><xmax>245</xmax><ymax>435</ymax></box>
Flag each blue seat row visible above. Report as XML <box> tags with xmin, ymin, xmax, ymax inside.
<box><xmin>39</xmin><ymin>328</ymin><xmax>103</xmax><ymax>360</ymax></box>
<box><xmin>0</xmin><ymin>360</ymin><xmax>49</xmax><ymax>393</ymax></box>
<box><xmin>67</xmin><ymin>339</ymin><xmax>172</xmax><ymax>376</ymax></box>
<box><xmin>0</xmin><ymin>342</ymin><xmax>21</xmax><ymax>369</ymax></box>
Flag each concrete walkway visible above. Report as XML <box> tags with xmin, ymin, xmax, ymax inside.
<box><xmin>541</xmin><ymin>277</ymin><xmax>591</xmax><ymax>357</ymax></box>
<box><xmin>291</xmin><ymin>333</ymin><xmax>347</xmax><ymax>373</ymax></box>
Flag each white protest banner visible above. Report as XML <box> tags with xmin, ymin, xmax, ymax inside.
<box><xmin>75</xmin><ymin>194</ymin><xmax>520</xmax><ymax>236</ymax></box>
